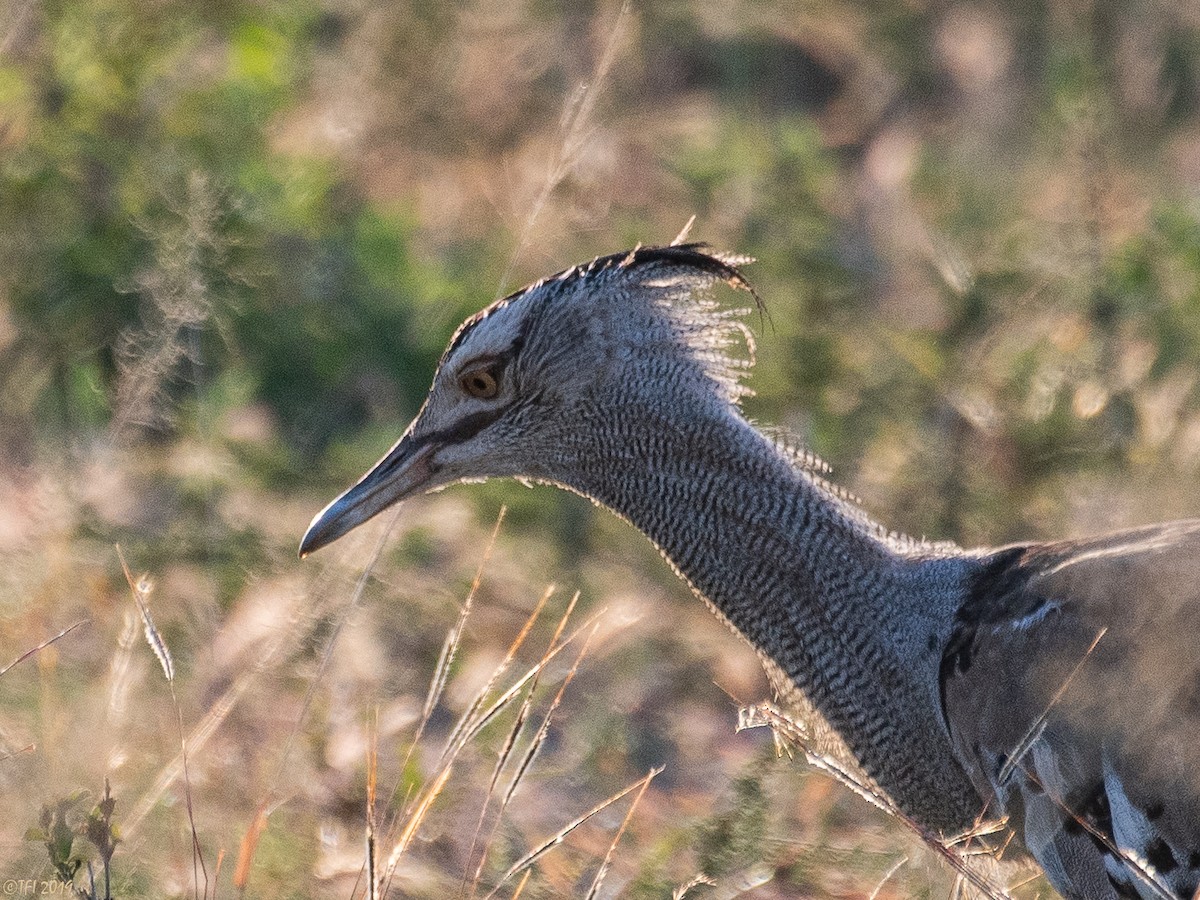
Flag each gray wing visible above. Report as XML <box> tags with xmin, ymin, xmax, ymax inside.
<box><xmin>941</xmin><ymin>521</ymin><xmax>1200</xmax><ymax>900</ymax></box>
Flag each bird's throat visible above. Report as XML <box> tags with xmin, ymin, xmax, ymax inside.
<box><xmin>560</xmin><ymin>402</ymin><xmax>987</xmax><ymax>832</ymax></box>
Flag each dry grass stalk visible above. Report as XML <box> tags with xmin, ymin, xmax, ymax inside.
<box><xmin>381</xmin><ymin>763</ymin><xmax>455</xmax><ymax>887</ymax></box>
<box><xmin>443</xmin><ymin>607</ymin><xmax>609</xmax><ymax>770</ymax></box>
<box><xmin>494</xmin><ymin>0</ymin><xmax>630</xmax><ymax>298</ymax></box>
<box><xmin>0</xmin><ymin>742</ymin><xmax>35</xmax><ymax>762</ymax></box>
<box><xmin>867</xmin><ymin>856</ymin><xmax>910</xmax><ymax>900</ymax></box>
<box><xmin>738</xmin><ymin>701</ymin><xmax>1015</xmax><ymax>900</ymax></box>
<box><xmin>380</xmin><ymin>603</ymin><xmax>606</xmax><ymax>896</ymax></box>
<box><xmin>233</xmin><ymin>805</ymin><xmax>269</xmax><ymax>892</ymax></box>
<box><xmin>271</xmin><ymin>505</ymin><xmax>405</xmax><ymax>799</ymax></box>
<box><xmin>365</xmin><ymin>513</ymin><xmax>637</xmax><ymax>900</ymax></box>
<box><xmin>508</xmin><ymin>871</ymin><xmax>532</xmax><ymax>900</ymax></box>
<box><xmin>684</xmin><ymin>866</ymin><xmax>773</xmax><ymax>899</ymax></box>
<box><xmin>116</xmin><ymin>545</ymin><xmax>173</xmax><ymax>682</ymax></box>
<box><xmin>439</xmin><ymin>571</ymin><xmax>549</xmax><ymax>767</ymax></box>
<box><xmin>117</xmin><ymin>545</ymin><xmax>209</xmax><ymax>899</ymax></box>
<box><xmin>485</xmin><ymin>592</ymin><xmax>559</xmax><ymax>796</ymax></box>
<box><xmin>106</xmin><ymin>610</ymin><xmax>139</xmax><ymax>728</ymax></box>
<box><xmin>375</xmin><ymin>511</ymin><xmax>507</xmax><ymax>895</ymax></box>
<box><xmin>462</xmin><ymin>586</ymin><xmax>565</xmax><ymax>891</ymax></box>
<box><xmin>372</xmin><ymin>509</ymin><xmax>510</xmax><ymax>895</ymax></box>
<box><xmin>307</xmin><ymin>507</ymin><xmax>646</xmax><ymax>899</ymax></box>
<box><xmin>0</xmin><ymin>617</ymin><xmax>88</xmax><ymax>679</ymax></box>
<box><xmin>482</xmin><ymin>766</ymin><xmax>664</xmax><ymax>900</ymax></box>
<box><xmin>582</xmin><ymin>749</ymin><xmax>656</xmax><ymax>900</ymax></box>
<box><xmin>975</xmin><ymin>627</ymin><xmax>1174</xmax><ymax>900</ymax></box>
<box><xmin>1014</xmin><ymin>764</ymin><xmax>1176</xmax><ymax>900</ymax></box>
<box><xmin>672</xmin><ymin>873</ymin><xmax>716</xmax><ymax>899</ymax></box>
<box><xmin>213</xmin><ymin>848</ymin><xmax>225</xmax><ymax>900</ymax></box>
<box><xmin>222</xmin><ymin>505</ymin><xmax>410</xmax><ymax>893</ymax></box>
<box><xmin>997</xmin><ymin>627</ymin><xmax>1107</xmax><ymax>786</ymax></box>
<box><xmin>366</xmin><ymin>710</ymin><xmax>379</xmax><ymax>900</ymax></box>
<box><xmin>124</xmin><ymin>667</ymin><xmax>257</xmax><ymax>837</ymax></box>
<box><xmin>499</xmin><ymin>610</ymin><xmax>592</xmax><ymax>813</ymax></box>
<box><xmin>405</xmin><ymin>507</ymin><xmax>508</xmax><ymax>775</ymax></box>
<box><xmin>467</xmin><ymin>601</ymin><xmax>591</xmax><ymax>896</ymax></box>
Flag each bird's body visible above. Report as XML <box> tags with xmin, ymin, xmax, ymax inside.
<box><xmin>302</xmin><ymin>246</ymin><xmax>1200</xmax><ymax>899</ymax></box>
<box><xmin>945</xmin><ymin>526</ymin><xmax>1200</xmax><ymax>898</ymax></box>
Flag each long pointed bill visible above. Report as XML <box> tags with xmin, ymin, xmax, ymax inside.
<box><xmin>299</xmin><ymin>435</ymin><xmax>439</xmax><ymax>557</ymax></box>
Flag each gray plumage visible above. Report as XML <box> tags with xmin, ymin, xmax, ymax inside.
<box><xmin>301</xmin><ymin>245</ymin><xmax>1200</xmax><ymax>899</ymax></box>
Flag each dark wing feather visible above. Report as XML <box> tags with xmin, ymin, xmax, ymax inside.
<box><xmin>942</xmin><ymin>521</ymin><xmax>1200</xmax><ymax>899</ymax></box>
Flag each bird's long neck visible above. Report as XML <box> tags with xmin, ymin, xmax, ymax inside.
<box><xmin>561</xmin><ymin>395</ymin><xmax>985</xmax><ymax>832</ymax></box>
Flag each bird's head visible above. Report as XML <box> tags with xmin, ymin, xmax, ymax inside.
<box><xmin>299</xmin><ymin>244</ymin><xmax>757</xmax><ymax>556</ymax></box>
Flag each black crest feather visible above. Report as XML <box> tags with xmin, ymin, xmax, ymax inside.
<box><xmin>443</xmin><ymin>244</ymin><xmax>761</xmax><ymax>363</ymax></box>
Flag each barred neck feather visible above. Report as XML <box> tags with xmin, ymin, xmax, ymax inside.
<box><xmin>549</xmin><ymin>384</ymin><xmax>985</xmax><ymax>831</ymax></box>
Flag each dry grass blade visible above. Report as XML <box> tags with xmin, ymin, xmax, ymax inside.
<box><xmin>485</xmin><ymin>676</ymin><xmax>537</xmax><ymax>800</ymax></box>
<box><xmin>509</xmin><ymin>871</ymin><xmax>532</xmax><ymax>900</ymax></box>
<box><xmin>673</xmin><ymin>874</ymin><xmax>716</xmax><ymax>899</ymax></box>
<box><xmin>483</xmin><ymin>767</ymin><xmax>664</xmax><ymax>900</ymax></box>
<box><xmin>997</xmin><ymin>627</ymin><xmax>1107</xmax><ymax>785</ymax></box>
<box><xmin>117</xmin><ymin>545</ymin><xmax>173</xmax><ymax>682</ymax></box>
<box><xmin>411</xmin><ymin>506</ymin><xmax>506</xmax><ymax>770</ymax></box>
<box><xmin>386</xmin><ymin>609</ymin><xmax>601</xmax><ymax>897</ymax></box>
<box><xmin>107</xmin><ymin>609</ymin><xmax>139</xmax><ymax>724</ymax></box>
<box><xmin>501</xmin><ymin>617</ymin><xmax>595</xmax><ymax>811</ymax></box>
<box><xmin>583</xmin><ymin>750</ymin><xmax>656</xmax><ymax>900</ymax></box>
<box><xmin>381</xmin><ymin>763</ymin><xmax>455</xmax><ymax>886</ymax></box>
<box><xmin>868</xmin><ymin>856</ymin><xmax>909</xmax><ymax>900</ymax></box>
<box><xmin>439</xmin><ymin>572</ymin><xmax>549</xmax><ymax>766</ymax></box>
<box><xmin>0</xmin><ymin>617</ymin><xmax>89</xmax><ymax>678</ymax></box>
<box><xmin>366</xmin><ymin>710</ymin><xmax>379</xmax><ymax>900</ymax></box>
<box><xmin>738</xmin><ymin>702</ymin><xmax>1015</xmax><ymax>900</ymax></box>
<box><xmin>0</xmin><ymin>743</ymin><xmax>35</xmax><ymax>762</ymax></box>
<box><xmin>450</xmin><ymin>607</ymin><xmax>609</xmax><ymax>765</ymax></box>
<box><xmin>213</xmin><ymin>848</ymin><xmax>226</xmax><ymax>900</ymax></box>
<box><xmin>494</xmin><ymin>0</ymin><xmax>630</xmax><ymax>298</ymax></box>
<box><xmin>467</xmin><ymin>604</ymin><xmax>592</xmax><ymax>896</ymax></box>
<box><xmin>429</xmin><ymin>511</ymin><xmax>508</xmax><ymax>724</ymax></box>
<box><xmin>233</xmin><ymin>805</ymin><xmax>269</xmax><ymax>892</ymax></box>
<box><xmin>124</xmin><ymin>667</ymin><xmax>257</xmax><ymax>837</ymax></box>
<box><xmin>375</xmin><ymin>535</ymin><xmax>616</xmax><ymax>900</ymax></box>
<box><xmin>737</xmin><ymin>703</ymin><xmax>890</xmax><ymax>815</ymax></box>
<box><xmin>117</xmin><ymin>545</ymin><xmax>207</xmax><ymax>898</ymax></box>
<box><xmin>1015</xmin><ymin>763</ymin><xmax>1177</xmax><ymax>900</ymax></box>
<box><xmin>378</xmin><ymin>512</ymin><xmax>513</xmax><ymax>899</ymax></box>
<box><xmin>462</xmin><ymin>587</ymin><xmax>567</xmax><ymax>894</ymax></box>
<box><xmin>464</xmin><ymin>676</ymin><xmax>540</xmax><ymax>898</ymax></box>
<box><xmin>270</xmin><ymin>504</ymin><xmax>405</xmax><ymax>803</ymax></box>
<box><xmin>693</xmin><ymin>865</ymin><xmax>773</xmax><ymax>899</ymax></box>
<box><xmin>492</xmin><ymin>591</ymin><xmax>580</xmax><ymax>801</ymax></box>
<box><xmin>670</xmin><ymin>215</ymin><xmax>697</xmax><ymax>246</ymax></box>
<box><xmin>978</xmin><ymin>627</ymin><xmax>1171</xmax><ymax>898</ymax></box>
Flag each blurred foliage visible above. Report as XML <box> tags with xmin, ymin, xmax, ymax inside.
<box><xmin>25</xmin><ymin>780</ymin><xmax>118</xmax><ymax>898</ymax></box>
<box><xmin>0</xmin><ymin>0</ymin><xmax>496</xmax><ymax>467</ymax></box>
<box><xmin>695</xmin><ymin>772</ymin><xmax>768</xmax><ymax>878</ymax></box>
<box><xmin>1</xmin><ymin>0</ymin><xmax>1198</xmax><ymax>547</ymax></box>
<box><xmin>3</xmin><ymin>0</ymin><xmax>1200</xmax><ymax>897</ymax></box>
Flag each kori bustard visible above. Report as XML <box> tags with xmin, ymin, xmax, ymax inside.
<box><xmin>301</xmin><ymin>245</ymin><xmax>1200</xmax><ymax>899</ymax></box>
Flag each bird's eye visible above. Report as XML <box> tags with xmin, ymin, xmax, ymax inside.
<box><xmin>460</xmin><ymin>366</ymin><xmax>500</xmax><ymax>399</ymax></box>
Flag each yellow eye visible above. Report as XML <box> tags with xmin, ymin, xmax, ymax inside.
<box><xmin>460</xmin><ymin>367</ymin><xmax>500</xmax><ymax>399</ymax></box>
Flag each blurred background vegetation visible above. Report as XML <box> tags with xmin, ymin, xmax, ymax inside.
<box><xmin>2</xmin><ymin>0</ymin><xmax>1199</xmax><ymax>897</ymax></box>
